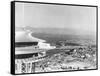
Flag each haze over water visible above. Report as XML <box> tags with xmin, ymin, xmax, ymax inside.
<box><xmin>15</xmin><ymin>2</ymin><xmax>96</xmax><ymax>37</ymax></box>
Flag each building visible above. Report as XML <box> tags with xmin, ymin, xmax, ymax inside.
<box><xmin>15</xmin><ymin>30</ymin><xmax>56</xmax><ymax>73</ymax></box>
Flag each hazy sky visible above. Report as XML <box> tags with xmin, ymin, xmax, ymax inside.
<box><xmin>15</xmin><ymin>2</ymin><xmax>96</xmax><ymax>34</ymax></box>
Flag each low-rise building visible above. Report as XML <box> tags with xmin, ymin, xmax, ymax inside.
<box><xmin>15</xmin><ymin>30</ymin><xmax>56</xmax><ymax>73</ymax></box>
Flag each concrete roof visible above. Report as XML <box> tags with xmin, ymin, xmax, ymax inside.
<box><xmin>15</xmin><ymin>46</ymin><xmax>48</xmax><ymax>55</ymax></box>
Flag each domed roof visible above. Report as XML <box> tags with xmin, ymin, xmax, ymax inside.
<box><xmin>15</xmin><ymin>31</ymin><xmax>46</xmax><ymax>42</ymax></box>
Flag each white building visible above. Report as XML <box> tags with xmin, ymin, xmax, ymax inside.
<box><xmin>15</xmin><ymin>30</ymin><xmax>56</xmax><ymax>73</ymax></box>
<box><xmin>15</xmin><ymin>30</ymin><xmax>55</xmax><ymax>55</ymax></box>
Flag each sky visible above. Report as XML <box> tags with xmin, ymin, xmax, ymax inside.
<box><xmin>15</xmin><ymin>2</ymin><xmax>96</xmax><ymax>35</ymax></box>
